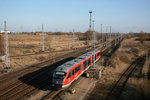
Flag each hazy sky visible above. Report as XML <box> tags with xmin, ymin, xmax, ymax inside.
<box><xmin>0</xmin><ymin>0</ymin><xmax>150</xmax><ymax>33</ymax></box>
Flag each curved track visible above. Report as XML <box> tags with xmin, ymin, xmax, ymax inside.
<box><xmin>0</xmin><ymin>39</ymin><xmax>118</xmax><ymax>100</ymax></box>
<box><xmin>0</xmin><ymin>45</ymin><xmax>97</xmax><ymax>100</ymax></box>
<box><xmin>106</xmin><ymin>58</ymin><xmax>145</xmax><ymax>100</ymax></box>
<box><xmin>41</xmin><ymin>43</ymin><xmax>114</xmax><ymax>100</ymax></box>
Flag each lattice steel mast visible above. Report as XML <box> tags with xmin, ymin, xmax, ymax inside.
<box><xmin>89</xmin><ymin>10</ymin><xmax>92</xmax><ymax>31</ymax></box>
<box><xmin>73</xmin><ymin>29</ymin><xmax>75</xmax><ymax>48</ymax></box>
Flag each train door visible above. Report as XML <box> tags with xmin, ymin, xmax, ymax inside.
<box><xmin>92</xmin><ymin>55</ymin><xmax>94</xmax><ymax>64</ymax></box>
<box><xmin>81</xmin><ymin>63</ymin><xmax>84</xmax><ymax>72</ymax></box>
<box><xmin>95</xmin><ymin>54</ymin><xmax>97</xmax><ymax>61</ymax></box>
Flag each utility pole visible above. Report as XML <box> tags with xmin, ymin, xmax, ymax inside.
<box><xmin>4</xmin><ymin>21</ymin><xmax>10</xmax><ymax>69</ymax></box>
<box><xmin>92</xmin><ymin>31</ymin><xmax>96</xmax><ymax>67</ymax></box>
<box><xmin>117</xmin><ymin>33</ymin><xmax>120</xmax><ymax>43</ymax></box>
<box><xmin>115</xmin><ymin>33</ymin><xmax>117</xmax><ymax>46</ymax></box>
<box><xmin>87</xmin><ymin>10</ymin><xmax>92</xmax><ymax>46</ymax></box>
<box><xmin>73</xmin><ymin>29</ymin><xmax>75</xmax><ymax>48</ymax></box>
<box><xmin>42</xmin><ymin>24</ymin><xmax>44</xmax><ymax>52</ymax></box>
<box><xmin>145</xmin><ymin>49</ymin><xmax>149</xmax><ymax>79</ymax></box>
<box><xmin>92</xmin><ymin>20</ymin><xmax>95</xmax><ymax>49</ymax></box>
<box><xmin>121</xmin><ymin>33</ymin><xmax>123</xmax><ymax>41</ymax></box>
<box><xmin>101</xmin><ymin>24</ymin><xmax>103</xmax><ymax>42</ymax></box>
<box><xmin>89</xmin><ymin>10</ymin><xmax>92</xmax><ymax>31</ymax></box>
<box><xmin>92</xmin><ymin>20</ymin><xmax>95</xmax><ymax>31</ymax></box>
<box><xmin>109</xmin><ymin>26</ymin><xmax>112</xmax><ymax>53</ymax></box>
<box><xmin>20</xmin><ymin>25</ymin><xmax>23</xmax><ymax>33</ymax></box>
<box><xmin>118</xmin><ymin>33</ymin><xmax>120</xmax><ymax>44</ymax></box>
<box><xmin>92</xmin><ymin>19</ymin><xmax>96</xmax><ymax>68</ymax></box>
<box><xmin>0</xmin><ymin>23</ymin><xmax>1</xmax><ymax>32</ymax></box>
<box><xmin>106</xmin><ymin>26</ymin><xmax>108</xmax><ymax>41</ymax></box>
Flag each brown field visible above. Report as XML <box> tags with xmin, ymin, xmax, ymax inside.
<box><xmin>0</xmin><ymin>34</ymin><xmax>96</xmax><ymax>69</ymax></box>
<box><xmin>87</xmin><ymin>34</ymin><xmax>150</xmax><ymax>100</ymax></box>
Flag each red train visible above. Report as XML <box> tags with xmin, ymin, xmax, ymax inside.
<box><xmin>52</xmin><ymin>50</ymin><xmax>101</xmax><ymax>88</ymax></box>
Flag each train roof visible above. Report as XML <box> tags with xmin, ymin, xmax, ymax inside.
<box><xmin>55</xmin><ymin>50</ymin><xmax>100</xmax><ymax>73</ymax></box>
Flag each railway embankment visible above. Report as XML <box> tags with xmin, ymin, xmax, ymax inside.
<box><xmin>86</xmin><ymin>36</ymin><xmax>150</xmax><ymax>100</ymax></box>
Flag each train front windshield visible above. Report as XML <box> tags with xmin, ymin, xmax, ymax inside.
<box><xmin>53</xmin><ymin>71</ymin><xmax>66</xmax><ymax>79</ymax></box>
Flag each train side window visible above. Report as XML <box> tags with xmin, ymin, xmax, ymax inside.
<box><xmin>85</xmin><ymin>60</ymin><xmax>88</xmax><ymax>68</ymax></box>
<box><xmin>75</xmin><ymin>67</ymin><xmax>78</xmax><ymax>73</ymax></box>
<box><xmin>71</xmin><ymin>70</ymin><xmax>74</xmax><ymax>76</ymax></box>
<box><xmin>73</xmin><ymin>69</ymin><xmax>75</xmax><ymax>75</ymax></box>
<box><xmin>77</xmin><ymin>65</ymin><xmax>80</xmax><ymax>71</ymax></box>
<box><xmin>84</xmin><ymin>61</ymin><xmax>87</xmax><ymax>69</ymax></box>
<box><xmin>75</xmin><ymin>65</ymin><xmax>80</xmax><ymax>73</ymax></box>
<box><xmin>67</xmin><ymin>72</ymin><xmax>71</xmax><ymax>79</ymax></box>
<box><xmin>99</xmin><ymin>52</ymin><xmax>101</xmax><ymax>56</ymax></box>
<box><xmin>97</xmin><ymin>53</ymin><xmax>99</xmax><ymax>56</ymax></box>
<box><xmin>78</xmin><ymin>65</ymin><xmax>81</xmax><ymax>70</ymax></box>
<box><xmin>95</xmin><ymin>54</ymin><xmax>97</xmax><ymax>60</ymax></box>
<box><xmin>86</xmin><ymin>61</ymin><xmax>88</xmax><ymax>66</ymax></box>
<box><xmin>88</xmin><ymin>59</ymin><xmax>90</xmax><ymax>66</ymax></box>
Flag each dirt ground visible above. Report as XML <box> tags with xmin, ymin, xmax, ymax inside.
<box><xmin>0</xmin><ymin>34</ymin><xmax>96</xmax><ymax>69</ymax></box>
<box><xmin>29</xmin><ymin>35</ymin><xmax>149</xmax><ymax>100</ymax></box>
<box><xmin>84</xmin><ymin>36</ymin><xmax>150</xmax><ymax>100</ymax></box>
<box><xmin>1</xmin><ymin>34</ymin><xmax>150</xmax><ymax>100</ymax></box>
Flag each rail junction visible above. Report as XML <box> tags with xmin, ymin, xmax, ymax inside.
<box><xmin>0</xmin><ymin>36</ymin><xmax>123</xmax><ymax>100</ymax></box>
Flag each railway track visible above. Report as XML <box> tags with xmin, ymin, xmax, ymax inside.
<box><xmin>17</xmin><ymin>45</ymin><xmax>105</xmax><ymax>100</ymax></box>
<box><xmin>0</xmin><ymin>39</ymin><xmax>120</xmax><ymax>100</ymax></box>
<box><xmin>0</xmin><ymin>44</ymin><xmax>104</xmax><ymax>100</ymax></box>
<box><xmin>41</xmin><ymin>73</ymin><xmax>84</xmax><ymax>100</ymax></box>
<box><xmin>40</xmin><ymin>43</ymin><xmax>117</xmax><ymax>100</ymax></box>
<box><xmin>0</xmin><ymin>47</ymin><xmax>89</xmax><ymax>90</ymax></box>
<box><xmin>106</xmin><ymin>57</ymin><xmax>145</xmax><ymax>100</ymax></box>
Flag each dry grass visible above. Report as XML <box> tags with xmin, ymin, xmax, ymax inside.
<box><xmin>8</xmin><ymin>34</ymin><xmax>86</xmax><ymax>56</ymax></box>
<box><xmin>134</xmin><ymin>79</ymin><xmax>150</xmax><ymax>100</ymax></box>
<box><xmin>0</xmin><ymin>34</ymin><xmax>100</xmax><ymax>69</ymax></box>
<box><xmin>87</xmin><ymin>34</ymin><xmax>150</xmax><ymax>100</ymax></box>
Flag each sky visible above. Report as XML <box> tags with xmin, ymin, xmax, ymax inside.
<box><xmin>0</xmin><ymin>0</ymin><xmax>150</xmax><ymax>33</ymax></box>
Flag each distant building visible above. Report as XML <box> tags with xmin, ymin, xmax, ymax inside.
<box><xmin>0</xmin><ymin>31</ymin><xmax>12</xmax><ymax>34</ymax></box>
<box><xmin>35</xmin><ymin>32</ymin><xmax>41</xmax><ymax>36</ymax></box>
<box><xmin>35</xmin><ymin>32</ymin><xmax>47</xmax><ymax>36</ymax></box>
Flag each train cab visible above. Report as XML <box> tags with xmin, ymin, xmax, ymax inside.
<box><xmin>53</xmin><ymin>71</ymin><xmax>66</xmax><ymax>88</ymax></box>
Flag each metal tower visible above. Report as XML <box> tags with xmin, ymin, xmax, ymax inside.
<box><xmin>89</xmin><ymin>10</ymin><xmax>92</xmax><ymax>31</ymax></box>
<box><xmin>92</xmin><ymin>20</ymin><xmax>96</xmax><ymax>67</ymax></box>
<box><xmin>42</xmin><ymin>24</ymin><xmax>44</xmax><ymax>52</ymax></box>
<box><xmin>92</xmin><ymin>31</ymin><xmax>96</xmax><ymax>67</ymax></box>
<box><xmin>109</xmin><ymin>26</ymin><xmax>112</xmax><ymax>53</ymax></box>
<box><xmin>73</xmin><ymin>29</ymin><xmax>75</xmax><ymax>48</ymax></box>
<box><xmin>4</xmin><ymin>21</ymin><xmax>10</xmax><ymax>68</ymax></box>
<box><xmin>101</xmin><ymin>24</ymin><xmax>103</xmax><ymax>42</ymax></box>
<box><xmin>92</xmin><ymin>20</ymin><xmax>95</xmax><ymax>31</ymax></box>
<box><xmin>115</xmin><ymin>33</ymin><xmax>117</xmax><ymax>46</ymax></box>
<box><xmin>106</xmin><ymin>26</ymin><xmax>108</xmax><ymax>40</ymax></box>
